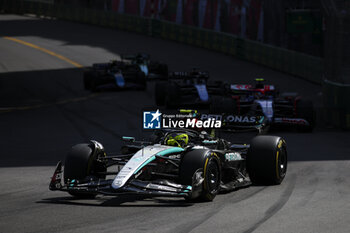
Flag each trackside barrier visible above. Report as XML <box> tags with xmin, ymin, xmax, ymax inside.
<box><xmin>0</xmin><ymin>0</ymin><xmax>324</xmax><ymax>85</ymax></box>
<box><xmin>152</xmin><ymin>20</ymin><xmax>324</xmax><ymax>85</ymax></box>
<box><xmin>323</xmin><ymin>80</ymin><xmax>350</xmax><ymax>129</ymax></box>
<box><xmin>2</xmin><ymin>0</ymin><xmax>348</xmax><ymax>129</ymax></box>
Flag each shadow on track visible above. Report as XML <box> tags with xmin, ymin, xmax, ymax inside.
<box><xmin>37</xmin><ymin>195</ymin><xmax>193</xmax><ymax>208</ymax></box>
<box><xmin>0</xmin><ymin>68</ymin><xmax>153</xmax><ymax>167</ymax></box>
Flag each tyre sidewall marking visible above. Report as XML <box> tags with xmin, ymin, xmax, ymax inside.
<box><xmin>276</xmin><ymin>139</ymin><xmax>285</xmax><ymax>180</ymax></box>
<box><xmin>203</xmin><ymin>152</ymin><xmax>220</xmax><ymax>198</ymax></box>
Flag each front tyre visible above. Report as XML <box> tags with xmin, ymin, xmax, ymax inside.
<box><xmin>247</xmin><ymin>136</ymin><xmax>287</xmax><ymax>185</ymax></box>
<box><xmin>64</xmin><ymin>143</ymin><xmax>106</xmax><ymax>198</ymax></box>
<box><xmin>210</xmin><ymin>96</ymin><xmax>236</xmax><ymax>114</ymax></box>
<box><xmin>179</xmin><ymin>149</ymin><xmax>221</xmax><ymax>201</ymax></box>
<box><xmin>202</xmin><ymin>155</ymin><xmax>221</xmax><ymax>201</ymax></box>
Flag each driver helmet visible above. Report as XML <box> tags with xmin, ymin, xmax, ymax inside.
<box><xmin>255</xmin><ymin>78</ymin><xmax>265</xmax><ymax>89</ymax></box>
<box><xmin>166</xmin><ymin>133</ymin><xmax>189</xmax><ymax>148</ymax></box>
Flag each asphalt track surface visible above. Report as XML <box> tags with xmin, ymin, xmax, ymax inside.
<box><xmin>0</xmin><ymin>14</ymin><xmax>349</xmax><ymax>233</ymax></box>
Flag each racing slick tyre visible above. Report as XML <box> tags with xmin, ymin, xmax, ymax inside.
<box><xmin>296</xmin><ymin>100</ymin><xmax>315</xmax><ymax>132</ymax></box>
<box><xmin>179</xmin><ymin>149</ymin><xmax>221</xmax><ymax>201</ymax></box>
<box><xmin>64</xmin><ymin>143</ymin><xmax>107</xmax><ymax>198</ymax></box>
<box><xmin>150</xmin><ymin>62</ymin><xmax>168</xmax><ymax>78</ymax></box>
<box><xmin>159</xmin><ymin>64</ymin><xmax>169</xmax><ymax>78</ymax></box>
<box><xmin>155</xmin><ymin>82</ymin><xmax>167</xmax><ymax>106</ymax></box>
<box><xmin>83</xmin><ymin>71</ymin><xmax>98</xmax><ymax>92</ymax></box>
<box><xmin>210</xmin><ymin>96</ymin><xmax>236</xmax><ymax>114</ymax></box>
<box><xmin>247</xmin><ymin>136</ymin><xmax>287</xmax><ymax>185</ymax></box>
<box><xmin>83</xmin><ymin>71</ymin><xmax>93</xmax><ymax>90</ymax></box>
<box><xmin>165</xmin><ymin>84</ymin><xmax>181</xmax><ymax>108</ymax></box>
<box><xmin>136</xmin><ymin>71</ymin><xmax>147</xmax><ymax>91</ymax></box>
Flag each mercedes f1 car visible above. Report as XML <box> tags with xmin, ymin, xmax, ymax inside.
<box><xmin>49</xmin><ymin>129</ymin><xmax>287</xmax><ymax>201</ymax></box>
<box><xmin>83</xmin><ymin>53</ymin><xmax>168</xmax><ymax>91</ymax></box>
<box><xmin>155</xmin><ymin>69</ymin><xmax>228</xmax><ymax>108</ymax></box>
<box><xmin>210</xmin><ymin>79</ymin><xmax>315</xmax><ymax>132</ymax></box>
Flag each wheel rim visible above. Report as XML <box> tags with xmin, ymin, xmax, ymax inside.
<box><xmin>206</xmin><ymin>159</ymin><xmax>220</xmax><ymax>193</ymax></box>
<box><xmin>278</xmin><ymin>147</ymin><xmax>287</xmax><ymax>178</ymax></box>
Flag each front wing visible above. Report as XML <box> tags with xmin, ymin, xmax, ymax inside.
<box><xmin>49</xmin><ymin>161</ymin><xmax>193</xmax><ymax>198</ymax></box>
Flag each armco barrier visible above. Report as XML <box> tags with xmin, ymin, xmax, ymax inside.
<box><xmin>3</xmin><ymin>0</ymin><xmax>349</xmax><ymax>129</ymax></box>
<box><xmin>323</xmin><ymin>80</ymin><xmax>350</xmax><ymax>129</ymax></box>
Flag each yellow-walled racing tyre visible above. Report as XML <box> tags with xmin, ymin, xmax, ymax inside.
<box><xmin>179</xmin><ymin>149</ymin><xmax>221</xmax><ymax>201</ymax></box>
<box><xmin>247</xmin><ymin>136</ymin><xmax>287</xmax><ymax>185</ymax></box>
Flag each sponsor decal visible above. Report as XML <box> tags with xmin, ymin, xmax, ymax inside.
<box><xmin>194</xmin><ymin>84</ymin><xmax>209</xmax><ymax>102</ymax></box>
<box><xmin>114</xmin><ymin>73</ymin><xmax>125</xmax><ymax>87</ymax></box>
<box><xmin>139</xmin><ymin>64</ymin><xmax>148</xmax><ymax>76</ymax></box>
<box><xmin>146</xmin><ymin>183</ymin><xmax>177</xmax><ymax>192</ymax></box>
<box><xmin>201</xmin><ymin>114</ymin><xmax>256</xmax><ymax>123</ymax></box>
<box><xmin>275</xmin><ymin>118</ymin><xmax>309</xmax><ymax>125</ymax></box>
<box><xmin>255</xmin><ymin>100</ymin><xmax>274</xmax><ymax>119</ymax></box>
<box><xmin>55</xmin><ymin>173</ymin><xmax>62</xmax><ymax>180</ymax></box>
<box><xmin>225</xmin><ymin>152</ymin><xmax>242</xmax><ymax>161</ymax></box>
<box><xmin>225</xmin><ymin>115</ymin><xmax>256</xmax><ymax>123</ymax></box>
<box><xmin>264</xmin><ymin>85</ymin><xmax>275</xmax><ymax>91</ymax></box>
<box><xmin>168</xmin><ymin>154</ymin><xmax>181</xmax><ymax>159</ymax></box>
<box><xmin>230</xmin><ymin>84</ymin><xmax>252</xmax><ymax>90</ymax></box>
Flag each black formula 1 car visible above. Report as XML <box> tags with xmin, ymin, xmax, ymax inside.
<box><xmin>120</xmin><ymin>53</ymin><xmax>168</xmax><ymax>79</ymax></box>
<box><xmin>210</xmin><ymin>79</ymin><xmax>315</xmax><ymax>132</ymax></box>
<box><xmin>49</xmin><ymin>128</ymin><xmax>287</xmax><ymax>201</ymax></box>
<box><xmin>83</xmin><ymin>53</ymin><xmax>168</xmax><ymax>91</ymax></box>
<box><xmin>155</xmin><ymin>69</ymin><xmax>228</xmax><ymax>108</ymax></box>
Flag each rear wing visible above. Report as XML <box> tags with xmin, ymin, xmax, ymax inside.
<box><xmin>230</xmin><ymin>84</ymin><xmax>275</xmax><ymax>91</ymax></box>
<box><xmin>169</xmin><ymin>71</ymin><xmax>209</xmax><ymax>80</ymax></box>
<box><xmin>121</xmin><ymin>53</ymin><xmax>150</xmax><ymax>61</ymax></box>
<box><xmin>228</xmin><ymin>84</ymin><xmax>277</xmax><ymax>99</ymax></box>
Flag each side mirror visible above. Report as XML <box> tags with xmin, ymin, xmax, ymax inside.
<box><xmin>122</xmin><ymin>136</ymin><xmax>135</xmax><ymax>142</ymax></box>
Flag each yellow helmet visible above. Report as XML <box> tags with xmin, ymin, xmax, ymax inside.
<box><xmin>166</xmin><ymin>133</ymin><xmax>189</xmax><ymax>148</ymax></box>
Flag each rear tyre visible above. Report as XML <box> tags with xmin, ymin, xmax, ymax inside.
<box><xmin>179</xmin><ymin>149</ymin><xmax>221</xmax><ymax>201</ymax></box>
<box><xmin>155</xmin><ymin>82</ymin><xmax>167</xmax><ymax>106</ymax></box>
<box><xmin>247</xmin><ymin>136</ymin><xmax>287</xmax><ymax>185</ymax></box>
<box><xmin>136</xmin><ymin>71</ymin><xmax>147</xmax><ymax>91</ymax></box>
<box><xmin>150</xmin><ymin>62</ymin><xmax>168</xmax><ymax>78</ymax></box>
<box><xmin>296</xmin><ymin>100</ymin><xmax>315</xmax><ymax>132</ymax></box>
<box><xmin>210</xmin><ymin>96</ymin><xmax>236</xmax><ymax>114</ymax></box>
<box><xmin>64</xmin><ymin>143</ymin><xmax>106</xmax><ymax>198</ymax></box>
<box><xmin>83</xmin><ymin>70</ymin><xmax>98</xmax><ymax>92</ymax></box>
<box><xmin>158</xmin><ymin>63</ymin><xmax>168</xmax><ymax>78</ymax></box>
<box><xmin>165</xmin><ymin>84</ymin><xmax>181</xmax><ymax>108</ymax></box>
<box><xmin>83</xmin><ymin>71</ymin><xmax>93</xmax><ymax>90</ymax></box>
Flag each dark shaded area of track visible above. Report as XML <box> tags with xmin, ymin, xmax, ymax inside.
<box><xmin>0</xmin><ymin>14</ymin><xmax>349</xmax><ymax>233</ymax></box>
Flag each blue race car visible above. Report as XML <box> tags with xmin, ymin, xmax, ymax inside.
<box><xmin>121</xmin><ymin>53</ymin><xmax>168</xmax><ymax>79</ymax></box>
<box><xmin>83</xmin><ymin>61</ymin><xmax>147</xmax><ymax>91</ymax></box>
<box><xmin>84</xmin><ymin>54</ymin><xmax>168</xmax><ymax>91</ymax></box>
